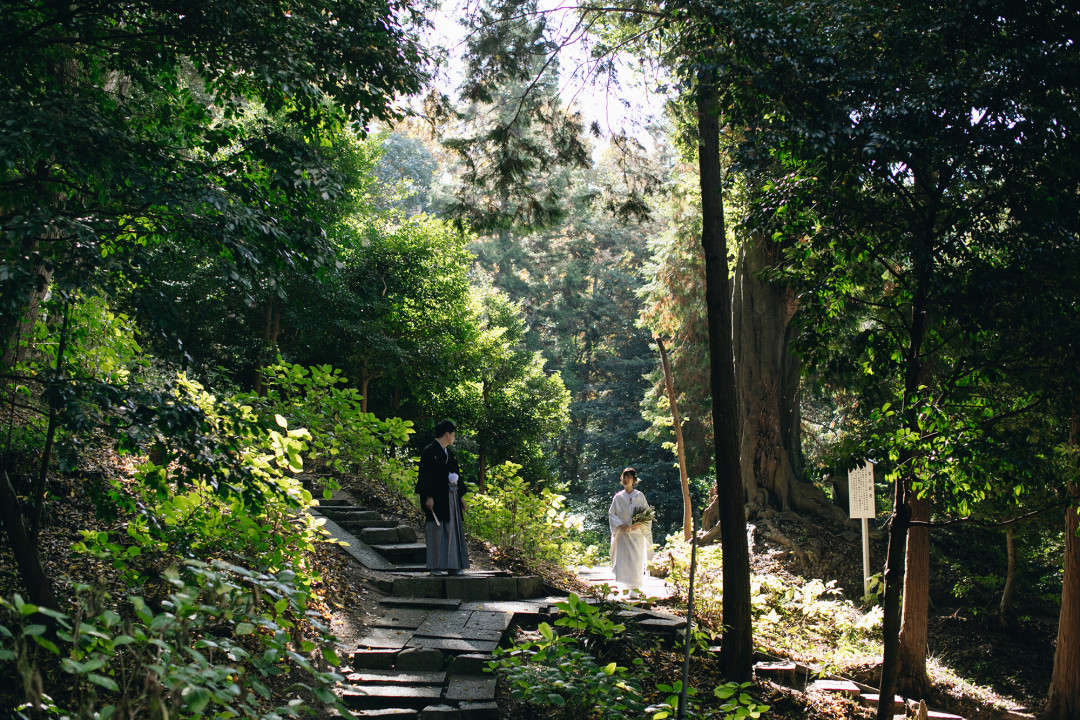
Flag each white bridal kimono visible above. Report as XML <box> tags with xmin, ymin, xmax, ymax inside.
<box><xmin>608</xmin><ymin>488</ymin><xmax>654</xmax><ymax>589</ymax></box>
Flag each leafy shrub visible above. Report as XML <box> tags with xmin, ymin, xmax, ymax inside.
<box><xmin>488</xmin><ymin>620</ymin><xmax>647</xmax><ymax>720</ymax></box>
<box><xmin>465</xmin><ymin>462</ymin><xmax>591</xmax><ymax>567</ymax></box>
<box><xmin>80</xmin><ymin>375</ymin><xmax>329</xmax><ymax>588</ymax></box>
<box><xmin>0</xmin><ymin>560</ymin><xmax>348</xmax><ymax>720</ymax></box>
<box><xmin>249</xmin><ymin>360</ymin><xmax>415</xmax><ymax>491</ymax></box>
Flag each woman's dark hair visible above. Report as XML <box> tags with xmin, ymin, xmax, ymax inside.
<box><xmin>435</xmin><ymin>419</ymin><xmax>457</xmax><ymax>438</ymax></box>
<box><xmin>621</xmin><ymin>467</ymin><xmax>637</xmax><ymax>478</ymax></box>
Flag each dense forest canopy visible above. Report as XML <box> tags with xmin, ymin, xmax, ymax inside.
<box><xmin>2</xmin><ymin>0</ymin><xmax>1080</xmax><ymax>718</ymax></box>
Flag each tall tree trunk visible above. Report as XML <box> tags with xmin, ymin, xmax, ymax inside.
<box><xmin>1044</xmin><ymin>415</ymin><xmax>1080</xmax><ymax>720</ymax></box>
<box><xmin>897</xmin><ymin>492</ymin><xmax>931</xmax><ymax>699</ymax></box>
<box><xmin>732</xmin><ymin>233</ymin><xmax>846</xmax><ymax>521</ymax></box>
<box><xmin>657</xmin><ymin>336</ymin><xmax>692</xmax><ymax>541</ymax></box>
<box><xmin>253</xmin><ymin>298</ymin><xmax>277</xmax><ymax>396</ymax></box>
<box><xmin>697</xmin><ymin>69</ymin><xmax>752</xmax><ymax>681</ymax></box>
<box><xmin>0</xmin><ymin>470</ymin><xmax>59</xmax><ymax>611</ymax></box>
<box><xmin>878</xmin><ymin>472</ymin><xmax>911</xmax><ymax>720</ymax></box>
<box><xmin>879</xmin><ymin>225</ymin><xmax>933</xmax><ymax>720</ymax></box>
<box><xmin>999</xmin><ymin>524</ymin><xmax>1018</xmax><ymax>617</ymax></box>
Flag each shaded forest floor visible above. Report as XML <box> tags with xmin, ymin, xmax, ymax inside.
<box><xmin>0</xmin><ymin>460</ymin><xmax>1056</xmax><ymax>719</ymax></box>
<box><xmin>743</xmin><ymin>509</ymin><xmax>1053</xmax><ymax>717</ymax></box>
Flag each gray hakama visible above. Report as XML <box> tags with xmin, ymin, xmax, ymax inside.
<box><xmin>426</xmin><ymin>481</ymin><xmax>470</xmax><ymax>571</ymax></box>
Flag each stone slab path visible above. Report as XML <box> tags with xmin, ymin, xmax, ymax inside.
<box><xmin>576</xmin><ymin>564</ymin><xmax>675</xmax><ymax>600</ymax></box>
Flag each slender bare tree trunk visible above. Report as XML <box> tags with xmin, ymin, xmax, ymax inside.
<box><xmin>253</xmin><ymin>298</ymin><xmax>278</xmax><ymax>395</ymax></box>
<box><xmin>478</xmin><ymin>379</ymin><xmax>490</xmax><ymax>492</ymax></box>
<box><xmin>697</xmin><ymin>69</ymin><xmax>752</xmax><ymax>681</ymax></box>
<box><xmin>1000</xmin><ymin>525</ymin><xmax>1018</xmax><ymax>617</ymax></box>
<box><xmin>657</xmin><ymin>336</ymin><xmax>692</xmax><ymax>541</ymax></box>
<box><xmin>878</xmin><ymin>224</ymin><xmax>933</xmax><ymax>720</ymax></box>
<box><xmin>897</xmin><ymin>492</ymin><xmax>931</xmax><ymax>700</ymax></box>
<box><xmin>360</xmin><ymin>359</ymin><xmax>371</xmax><ymax>414</ymax></box>
<box><xmin>30</xmin><ymin>303</ymin><xmax>70</xmax><ymax>544</ymax></box>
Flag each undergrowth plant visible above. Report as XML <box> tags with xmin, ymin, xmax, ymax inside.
<box><xmin>488</xmin><ymin>618</ymin><xmax>647</xmax><ymax>720</ymax></box>
<box><xmin>0</xmin><ymin>560</ymin><xmax>349</xmax><ymax>720</ymax></box>
<box><xmin>465</xmin><ymin>462</ymin><xmax>590</xmax><ymax>567</ymax></box>
<box><xmin>659</xmin><ymin>535</ymin><xmax>882</xmax><ymax>671</ymax></box>
<box><xmin>489</xmin><ymin>592</ymin><xmax>771</xmax><ymax>720</ymax></box>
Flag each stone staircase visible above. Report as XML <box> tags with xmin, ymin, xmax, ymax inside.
<box><xmin>311</xmin><ymin>499</ymin><xmax>560</xmax><ymax>719</ymax></box>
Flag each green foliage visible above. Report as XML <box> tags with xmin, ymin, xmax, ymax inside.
<box><xmin>19</xmin><ymin>295</ymin><xmax>145</xmax><ymax>386</ymax></box>
<box><xmin>553</xmin><ymin>593</ymin><xmax>626</xmax><ymax>643</ymax></box>
<box><xmin>464</xmin><ymin>462</ymin><xmax>589</xmax><ymax>566</ymax></box>
<box><xmin>713</xmin><ymin>682</ymin><xmax>770</xmax><ymax>720</ymax></box>
<box><xmin>488</xmin><ymin>620</ymin><xmax>647</xmax><ymax>720</ymax></box>
<box><xmin>0</xmin><ymin>560</ymin><xmax>348</xmax><ymax>719</ymax></box>
<box><xmin>250</xmin><ymin>360</ymin><xmax>415</xmax><ymax>486</ymax></box>
<box><xmin>489</xmin><ymin>594</ymin><xmax>768</xmax><ymax>720</ymax></box>
<box><xmin>646</xmin><ymin>680</ymin><xmax>698</xmax><ymax>720</ymax></box>
<box><xmin>72</xmin><ymin>371</ymin><xmax>338</xmax><ymax>601</ymax></box>
<box><xmin>451</xmin><ymin>286</ymin><xmax>571</xmax><ymax>485</ymax></box>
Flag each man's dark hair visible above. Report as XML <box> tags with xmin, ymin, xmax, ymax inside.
<box><xmin>435</xmin><ymin>419</ymin><xmax>457</xmax><ymax>438</ymax></box>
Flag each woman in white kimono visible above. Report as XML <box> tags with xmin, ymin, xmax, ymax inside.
<box><xmin>608</xmin><ymin>467</ymin><xmax>653</xmax><ymax>589</ymax></box>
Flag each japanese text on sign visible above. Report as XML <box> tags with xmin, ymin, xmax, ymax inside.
<box><xmin>848</xmin><ymin>462</ymin><xmax>876</xmax><ymax>519</ymax></box>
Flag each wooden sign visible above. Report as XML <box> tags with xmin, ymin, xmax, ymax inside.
<box><xmin>848</xmin><ymin>461</ymin><xmax>876</xmax><ymax>519</ymax></box>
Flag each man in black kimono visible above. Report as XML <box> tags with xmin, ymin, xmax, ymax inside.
<box><xmin>414</xmin><ymin>419</ymin><xmax>470</xmax><ymax>575</ymax></box>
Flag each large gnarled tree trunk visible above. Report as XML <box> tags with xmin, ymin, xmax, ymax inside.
<box><xmin>1044</xmin><ymin>414</ymin><xmax>1080</xmax><ymax>720</ymax></box>
<box><xmin>732</xmin><ymin>233</ymin><xmax>847</xmax><ymax>523</ymax></box>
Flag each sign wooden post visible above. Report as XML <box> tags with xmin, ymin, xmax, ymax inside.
<box><xmin>848</xmin><ymin>461</ymin><xmax>876</xmax><ymax>598</ymax></box>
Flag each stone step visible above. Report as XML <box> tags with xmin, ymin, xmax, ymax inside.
<box><xmin>388</xmin><ymin>574</ymin><xmax>544</xmax><ymax>602</ymax></box>
<box><xmin>361</xmin><ymin>527</ymin><xmax>410</xmax><ymax>545</ymax></box>
<box><xmin>352</xmin><ymin>648</ymin><xmax>400</xmax><ymax>670</ymax></box>
<box><xmin>317</xmin><ymin>499</ymin><xmax>352</xmax><ymax>506</ymax></box>
<box><xmin>373</xmin><ymin>542</ymin><xmax>429</xmax><ymax>563</ymax></box>
<box><xmin>754</xmin><ymin>660</ymin><xmax>798</xmax><ymax>683</ymax></box>
<box><xmin>459</xmin><ymin>701</ymin><xmax>499</xmax><ymax>720</ymax></box>
<box><xmin>808</xmin><ymin>679</ymin><xmax>861</xmax><ymax>696</ymax></box>
<box><xmin>380</xmin><ymin>597</ymin><xmax>462</xmax><ymax>610</ymax></box>
<box><xmin>926</xmin><ymin>709</ymin><xmax>966</xmax><ymax>720</ymax></box>
<box><xmin>340</xmin><ymin>685</ymin><xmax>443</xmax><ymax>711</ymax></box>
<box><xmin>861</xmin><ymin>693</ymin><xmax>907</xmax><ymax>711</ymax></box>
<box><xmin>354</xmin><ymin>708</ymin><xmax>419</xmax><ymax>719</ymax></box>
<box><xmin>406</xmin><ymin>636</ymin><xmax>500</xmax><ymax>654</ymax></box>
<box><xmin>339</xmin><ymin>518</ymin><xmax>401</xmax><ymax>532</ymax></box>
<box><xmin>395</xmin><ymin>647</ymin><xmax>445</xmax><ymax>671</ymax></box>
<box><xmin>637</xmin><ymin>617</ymin><xmax>686</xmax><ymax>633</ymax></box>
<box><xmin>373</xmin><ymin>608</ymin><xmax>429</xmax><ymax>630</ymax></box>
<box><xmin>449</xmin><ymin>653</ymin><xmax>494</xmax><ymax>675</ymax></box>
<box><xmin>320</xmin><ymin>507</ymin><xmax>382</xmax><ymax>519</ymax></box>
<box><xmin>346</xmin><ymin>670</ymin><xmax>446</xmax><ymax>686</ymax></box>
<box><xmin>445</xmin><ymin>676</ymin><xmax>497</xmax><ymax>703</ymax></box>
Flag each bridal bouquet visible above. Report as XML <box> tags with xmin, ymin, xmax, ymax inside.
<box><xmin>631</xmin><ymin>505</ymin><xmax>655</xmax><ymax>524</ymax></box>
